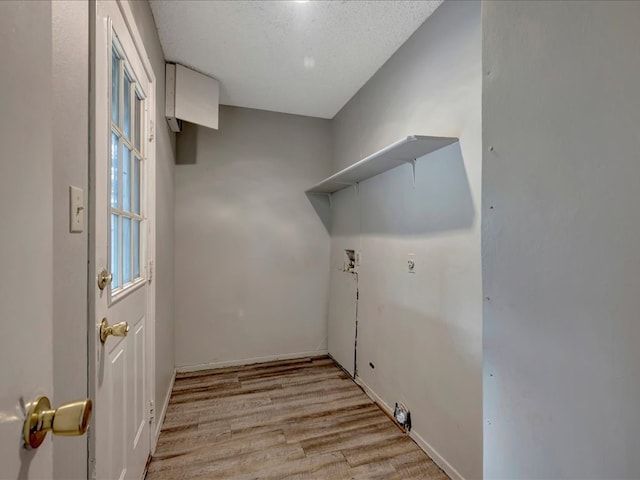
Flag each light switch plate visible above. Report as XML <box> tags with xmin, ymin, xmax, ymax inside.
<box><xmin>69</xmin><ymin>186</ymin><xmax>84</xmax><ymax>233</ymax></box>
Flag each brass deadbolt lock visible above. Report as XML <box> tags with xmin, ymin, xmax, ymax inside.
<box><xmin>97</xmin><ymin>268</ymin><xmax>113</xmax><ymax>291</ymax></box>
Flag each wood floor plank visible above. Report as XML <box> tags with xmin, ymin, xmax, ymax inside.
<box><xmin>148</xmin><ymin>430</ymin><xmax>288</xmax><ymax>474</ymax></box>
<box><xmin>155</xmin><ymin>428</ymin><xmax>231</xmax><ymax>456</ymax></box>
<box><xmin>390</xmin><ymin>451</ymin><xmax>449</xmax><ymax>480</ymax></box>
<box><xmin>347</xmin><ymin>460</ymin><xmax>403</xmax><ymax>480</ymax></box>
<box><xmin>342</xmin><ymin>434</ymin><xmax>418</xmax><ymax>467</ymax></box>
<box><xmin>282</xmin><ymin>406</ymin><xmax>385</xmax><ymax>443</ymax></box>
<box><xmin>258</xmin><ymin>451</ymin><xmax>351</xmax><ymax>480</ymax></box>
<box><xmin>164</xmin><ymin>392</ymin><xmax>272</xmax><ymax>419</ymax></box>
<box><xmin>300</xmin><ymin>421</ymin><xmax>402</xmax><ymax>457</ymax></box>
<box><xmin>172</xmin><ymin>373</ymin><xmax>239</xmax><ymax>390</ymax></box>
<box><xmin>147</xmin><ymin>355</ymin><xmax>450</xmax><ymax>480</ymax></box>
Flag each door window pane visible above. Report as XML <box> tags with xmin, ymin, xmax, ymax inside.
<box><xmin>111</xmin><ymin>133</ymin><xmax>119</xmax><ymax>208</ymax></box>
<box><xmin>111</xmin><ymin>49</ymin><xmax>119</xmax><ymax>125</ymax></box>
<box><xmin>122</xmin><ymin>217</ymin><xmax>131</xmax><ymax>284</ymax></box>
<box><xmin>133</xmin><ymin>220</ymin><xmax>140</xmax><ymax>278</ymax></box>
<box><xmin>111</xmin><ymin>213</ymin><xmax>120</xmax><ymax>289</ymax></box>
<box><xmin>133</xmin><ymin>156</ymin><xmax>140</xmax><ymax>215</ymax></box>
<box><xmin>134</xmin><ymin>94</ymin><xmax>142</xmax><ymax>150</ymax></box>
<box><xmin>122</xmin><ymin>146</ymin><xmax>131</xmax><ymax>212</ymax></box>
<box><xmin>123</xmin><ymin>73</ymin><xmax>131</xmax><ymax>139</ymax></box>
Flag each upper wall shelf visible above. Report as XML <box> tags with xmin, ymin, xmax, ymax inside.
<box><xmin>306</xmin><ymin>135</ymin><xmax>458</xmax><ymax>194</ymax></box>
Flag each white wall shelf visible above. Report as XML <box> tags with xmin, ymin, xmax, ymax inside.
<box><xmin>306</xmin><ymin>135</ymin><xmax>458</xmax><ymax>194</ymax></box>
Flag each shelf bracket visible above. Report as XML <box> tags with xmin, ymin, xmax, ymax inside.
<box><xmin>307</xmin><ymin>192</ymin><xmax>333</xmax><ymax>208</ymax></box>
<box><xmin>319</xmin><ymin>193</ymin><xmax>333</xmax><ymax>208</ymax></box>
<box><xmin>405</xmin><ymin>159</ymin><xmax>417</xmax><ymax>187</ymax></box>
<box><xmin>334</xmin><ymin>181</ymin><xmax>359</xmax><ymax>196</ymax></box>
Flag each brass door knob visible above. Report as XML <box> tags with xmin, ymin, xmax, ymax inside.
<box><xmin>97</xmin><ymin>268</ymin><xmax>113</xmax><ymax>291</ymax></box>
<box><xmin>23</xmin><ymin>396</ymin><xmax>92</xmax><ymax>449</ymax></box>
<box><xmin>100</xmin><ymin>317</ymin><xmax>129</xmax><ymax>343</ymax></box>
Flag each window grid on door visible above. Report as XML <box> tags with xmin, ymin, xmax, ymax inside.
<box><xmin>110</xmin><ymin>42</ymin><xmax>144</xmax><ymax>293</ymax></box>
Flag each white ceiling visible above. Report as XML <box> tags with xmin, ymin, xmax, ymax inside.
<box><xmin>149</xmin><ymin>0</ymin><xmax>443</xmax><ymax>119</ymax></box>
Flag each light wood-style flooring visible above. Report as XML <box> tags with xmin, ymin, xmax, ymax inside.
<box><xmin>146</xmin><ymin>356</ymin><xmax>449</xmax><ymax>480</ymax></box>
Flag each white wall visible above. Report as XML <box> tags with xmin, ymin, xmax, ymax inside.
<box><xmin>128</xmin><ymin>0</ymin><xmax>177</xmax><ymax>438</ymax></box>
<box><xmin>52</xmin><ymin>2</ymin><xmax>89</xmax><ymax>478</ymax></box>
<box><xmin>174</xmin><ymin>106</ymin><xmax>332</xmax><ymax>368</ymax></box>
<box><xmin>483</xmin><ymin>1</ymin><xmax>640</xmax><ymax>478</ymax></box>
<box><xmin>329</xmin><ymin>1</ymin><xmax>482</xmax><ymax>479</ymax></box>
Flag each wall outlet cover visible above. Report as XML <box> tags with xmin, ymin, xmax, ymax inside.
<box><xmin>394</xmin><ymin>402</ymin><xmax>412</xmax><ymax>431</ymax></box>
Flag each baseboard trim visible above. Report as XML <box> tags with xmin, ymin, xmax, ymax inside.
<box><xmin>175</xmin><ymin>349</ymin><xmax>329</xmax><ymax>373</ymax></box>
<box><xmin>152</xmin><ymin>368</ymin><xmax>176</xmax><ymax>453</ymax></box>
<box><xmin>353</xmin><ymin>376</ymin><xmax>395</xmax><ymax>419</ymax></box>
<box><xmin>354</xmin><ymin>376</ymin><xmax>465</xmax><ymax>480</ymax></box>
<box><xmin>409</xmin><ymin>429</ymin><xmax>464</xmax><ymax>480</ymax></box>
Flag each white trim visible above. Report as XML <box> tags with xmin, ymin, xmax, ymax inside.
<box><xmin>353</xmin><ymin>376</ymin><xmax>394</xmax><ymax>417</ymax></box>
<box><xmin>113</xmin><ymin>0</ymin><xmax>157</xmax><ymax>460</ymax></box>
<box><xmin>90</xmin><ymin>2</ymin><xmax>156</xmax><ymax>478</ymax></box>
<box><xmin>152</xmin><ymin>368</ymin><xmax>175</xmax><ymax>453</ymax></box>
<box><xmin>109</xmin><ymin>276</ymin><xmax>146</xmax><ymax>304</ymax></box>
<box><xmin>176</xmin><ymin>350</ymin><xmax>329</xmax><ymax>373</ymax></box>
<box><xmin>115</xmin><ymin>0</ymin><xmax>154</xmax><ymax>84</ymax></box>
<box><xmin>354</xmin><ymin>376</ymin><xmax>465</xmax><ymax>480</ymax></box>
<box><xmin>409</xmin><ymin>429</ymin><xmax>464</xmax><ymax>480</ymax></box>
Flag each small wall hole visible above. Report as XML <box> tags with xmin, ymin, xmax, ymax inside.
<box><xmin>344</xmin><ymin>249</ymin><xmax>356</xmax><ymax>271</ymax></box>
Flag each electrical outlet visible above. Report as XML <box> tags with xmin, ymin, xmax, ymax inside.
<box><xmin>407</xmin><ymin>253</ymin><xmax>416</xmax><ymax>273</ymax></box>
<box><xmin>394</xmin><ymin>402</ymin><xmax>412</xmax><ymax>431</ymax></box>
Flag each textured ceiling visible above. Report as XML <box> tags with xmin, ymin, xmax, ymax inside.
<box><xmin>149</xmin><ymin>0</ymin><xmax>443</xmax><ymax>119</ymax></box>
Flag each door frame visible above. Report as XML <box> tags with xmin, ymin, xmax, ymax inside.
<box><xmin>88</xmin><ymin>0</ymin><xmax>157</xmax><ymax>476</ymax></box>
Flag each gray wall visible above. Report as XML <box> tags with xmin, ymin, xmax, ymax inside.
<box><xmin>1</xmin><ymin>1</ymin><xmax>172</xmax><ymax>475</ymax></box>
<box><xmin>128</xmin><ymin>0</ymin><xmax>177</xmax><ymax>440</ymax></box>
<box><xmin>483</xmin><ymin>1</ymin><xmax>640</xmax><ymax>478</ymax></box>
<box><xmin>52</xmin><ymin>2</ymin><xmax>89</xmax><ymax>478</ymax></box>
<box><xmin>0</xmin><ymin>1</ymin><xmax>53</xmax><ymax>477</ymax></box>
<box><xmin>174</xmin><ymin>106</ymin><xmax>332</xmax><ymax>368</ymax></box>
<box><xmin>329</xmin><ymin>2</ymin><xmax>482</xmax><ymax>479</ymax></box>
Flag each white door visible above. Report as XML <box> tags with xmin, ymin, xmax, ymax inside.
<box><xmin>90</xmin><ymin>2</ymin><xmax>156</xmax><ymax>479</ymax></box>
<box><xmin>0</xmin><ymin>1</ymin><xmax>55</xmax><ymax>477</ymax></box>
<box><xmin>328</xmin><ymin>271</ymin><xmax>358</xmax><ymax>376</ymax></box>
